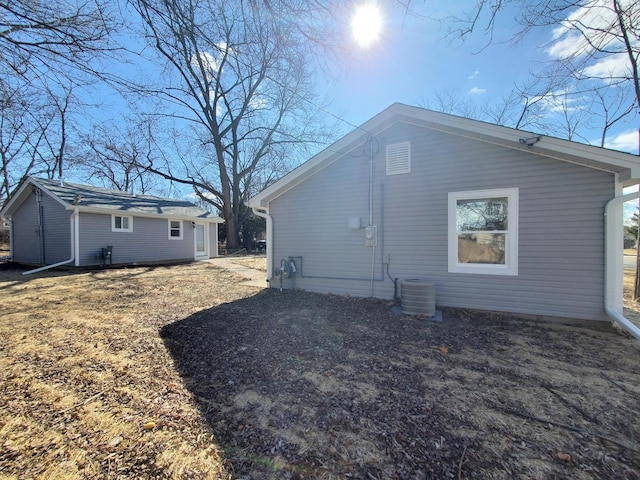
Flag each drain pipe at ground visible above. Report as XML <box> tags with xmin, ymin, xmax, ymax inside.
<box><xmin>604</xmin><ymin>191</ymin><xmax>640</xmax><ymax>339</ymax></box>
<box><xmin>252</xmin><ymin>207</ymin><xmax>273</xmax><ymax>284</ymax></box>
<box><xmin>23</xmin><ymin>208</ymin><xmax>79</xmax><ymax>276</ymax></box>
<box><xmin>6</xmin><ymin>217</ymin><xmax>13</xmax><ymax>260</ymax></box>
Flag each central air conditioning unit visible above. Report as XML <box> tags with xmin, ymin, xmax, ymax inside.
<box><xmin>400</xmin><ymin>279</ymin><xmax>436</xmax><ymax>317</ymax></box>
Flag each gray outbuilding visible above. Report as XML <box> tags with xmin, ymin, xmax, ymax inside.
<box><xmin>1</xmin><ymin>177</ymin><xmax>223</xmax><ymax>268</ymax></box>
<box><xmin>249</xmin><ymin>103</ymin><xmax>640</xmax><ymax>334</ymax></box>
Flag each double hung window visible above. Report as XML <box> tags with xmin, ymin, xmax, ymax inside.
<box><xmin>448</xmin><ymin>188</ymin><xmax>518</xmax><ymax>275</ymax></box>
<box><xmin>112</xmin><ymin>215</ymin><xmax>133</xmax><ymax>232</ymax></box>
<box><xmin>168</xmin><ymin>220</ymin><xmax>183</xmax><ymax>240</ymax></box>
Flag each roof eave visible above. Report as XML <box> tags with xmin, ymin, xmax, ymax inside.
<box><xmin>1</xmin><ymin>177</ymin><xmax>70</xmax><ymax>218</ymax></box>
<box><xmin>71</xmin><ymin>205</ymin><xmax>223</xmax><ymax>222</ymax></box>
<box><xmin>248</xmin><ymin>103</ymin><xmax>640</xmax><ymax>207</ymax></box>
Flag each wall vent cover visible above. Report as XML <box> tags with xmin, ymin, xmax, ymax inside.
<box><xmin>386</xmin><ymin>141</ymin><xmax>411</xmax><ymax>175</ymax></box>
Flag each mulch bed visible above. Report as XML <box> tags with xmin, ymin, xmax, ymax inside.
<box><xmin>161</xmin><ymin>288</ymin><xmax>640</xmax><ymax>479</ymax></box>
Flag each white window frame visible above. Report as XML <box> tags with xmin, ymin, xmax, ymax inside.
<box><xmin>168</xmin><ymin>219</ymin><xmax>183</xmax><ymax>240</ymax></box>
<box><xmin>111</xmin><ymin>214</ymin><xmax>133</xmax><ymax>232</ymax></box>
<box><xmin>448</xmin><ymin>188</ymin><xmax>518</xmax><ymax>276</ymax></box>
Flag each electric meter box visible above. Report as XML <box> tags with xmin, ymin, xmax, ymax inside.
<box><xmin>365</xmin><ymin>225</ymin><xmax>377</xmax><ymax>247</ymax></box>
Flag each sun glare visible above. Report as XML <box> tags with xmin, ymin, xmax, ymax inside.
<box><xmin>352</xmin><ymin>4</ymin><xmax>382</xmax><ymax>48</ymax></box>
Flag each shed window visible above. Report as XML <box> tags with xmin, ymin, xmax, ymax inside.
<box><xmin>168</xmin><ymin>220</ymin><xmax>183</xmax><ymax>240</ymax></box>
<box><xmin>386</xmin><ymin>141</ymin><xmax>411</xmax><ymax>175</ymax></box>
<box><xmin>112</xmin><ymin>215</ymin><xmax>133</xmax><ymax>232</ymax></box>
<box><xmin>448</xmin><ymin>188</ymin><xmax>518</xmax><ymax>275</ymax></box>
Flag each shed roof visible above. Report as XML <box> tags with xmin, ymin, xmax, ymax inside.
<box><xmin>1</xmin><ymin>177</ymin><xmax>223</xmax><ymax>222</ymax></box>
<box><xmin>249</xmin><ymin>103</ymin><xmax>640</xmax><ymax>209</ymax></box>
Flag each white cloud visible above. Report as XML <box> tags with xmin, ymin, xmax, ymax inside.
<box><xmin>548</xmin><ymin>91</ymin><xmax>583</xmax><ymax>112</ymax></box>
<box><xmin>583</xmin><ymin>54</ymin><xmax>631</xmax><ymax>80</ymax></box>
<box><xmin>190</xmin><ymin>43</ymin><xmax>232</xmax><ymax>83</ymax></box>
<box><xmin>249</xmin><ymin>94</ymin><xmax>268</xmax><ymax>110</ymax></box>
<box><xmin>468</xmin><ymin>86</ymin><xmax>486</xmax><ymax>95</ymax></box>
<box><xmin>546</xmin><ymin>32</ymin><xmax>590</xmax><ymax>59</ymax></box>
<box><xmin>468</xmin><ymin>70</ymin><xmax>480</xmax><ymax>80</ymax></box>
<box><xmin>191</xmin><ymin>51</ymin><xmax>219</xmax><ymax>81</ymax></box>
<box><xmin>604</xmin><ymin>129</ymin><xmax>639</xmax><ymax>154</ymax></box>
<box><xmin>546</xmin><ymin>0</ymin><xmax>637</xmax><ymax>60</ymax></box>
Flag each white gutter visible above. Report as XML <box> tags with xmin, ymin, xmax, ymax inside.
<box><xmin>23</xmin><ymin>208</ymin><xmax>78</xmax><ymax>275</ymax></box>
<box><xmin>252</xmin><ymin>207</ymin><xmax>273</xmax><ymax>283</ymax></box>
<box><xmin>74</xmin><ymin>209</ymin><xmax>80</xmax><ymax>266</ymax></box>
<box><xmin>6</xmin><ymin>217</ymin><xmax>13</xmax><ymax>259</ymax></box>
<box><xmin>604</xmin><ymin>191</ymin><xmax>640</xmax><ymax>339</ymax></box>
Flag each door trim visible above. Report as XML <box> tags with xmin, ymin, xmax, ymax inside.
<box><xmin>193</xmin><ymin>223</ymin><xmax>208</xmax><ymax>260</ymax></box>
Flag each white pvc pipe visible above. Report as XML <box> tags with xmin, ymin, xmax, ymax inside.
<box><xmin>604</xmin><ymin>191</ymin><xmax>640</xmax><ymax>339</ymax></box>
<box><xmin>74</xmin><ymin>210</ymin><xmax>80</xmax><ymax>266</ymax></box>
<box><xmin>7</xmin><ymin>217</ymin><xmax>13</xmax><ymax>259</ymax></box>
<box><xmin>23</xmin><ymin>209</ymin><xmax>78</xmax><ymax>275</ymax></box>
<box><xmin>252</xmin><ymin>207</ymin><xmax>273</xmax><ymax>282</ymax></box>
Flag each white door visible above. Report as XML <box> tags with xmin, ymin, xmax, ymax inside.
<box><xmin>194</xmin><ymin>223</ymin><xmax>208</xmax><ymax>260</ymax></box>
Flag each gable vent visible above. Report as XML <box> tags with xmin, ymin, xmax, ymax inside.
<box><xmin>386</xmin><ymin>141</ymin><xmax>411</xmax><ymax>175</ymax></box>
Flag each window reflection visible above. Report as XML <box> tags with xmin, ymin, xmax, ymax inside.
<box><xmin>458</xmin><ymin>233</ymin><xmax>506</xmax><ymax>264</ymax></box>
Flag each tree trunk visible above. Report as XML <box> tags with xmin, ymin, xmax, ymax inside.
<box><xmin>223</xmin><ymin>209</ymin><xmax>241</xmax><ymax>250</ymax></box>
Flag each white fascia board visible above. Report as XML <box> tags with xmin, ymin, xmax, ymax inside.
<box><xmin>1</xmin><ymin>177</ymin><xmax>68</xmax><ymax>217</ymax></box>
<box><xmin>249</xmin><ymin>133</ymin><xmax>369</xmax><ymax>208</ymax></box>
<box><xmin>405</xmin><ymin>117</ymin><xmax>630</xmax><ymax>176</ymax></box>
<box><xmin>248</xmin><ymin>106</ymin><xmax>412</xmax><ymax>207</ymax></box>
<box><xmin>248</xmin><ymin>103</ymin><xmax>640</xmax><ymax>206</ymax></box>
<box><xmin>71</xmin><ymin>205</ymin><xmax>223</xmax><ymax>223</ymax></box>
<box><xmin>398</xmin><ymin>105</ymin><xmax>640</xmax><ymax>177</ymax></box>
<box><xmin>31</xmin><ymin>178</ymin><xmax>73</xmax><ymax>209</ymax></box>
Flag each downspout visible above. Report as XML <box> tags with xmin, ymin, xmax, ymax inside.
<box><xmin>604</xmin><ymin>191</ymin><xmax>640</xmax><ymax>339</ymax></box>
<box><xmin>7</xmin><ymin>217</ymin><xmax>13</xmax><ymax>259</ymax></box>
<box><xmin>35</xmin><ymin>187</ymin><xmax>45</xmax><ymax>265</ymax></box>
<box><xmin>252</xmin><ymin>206</ymin><xmax>273</xmax><ymax>283</ymax></box>
<box><xmin>369</xmin><ymin>138</ymin><xmax>375</xmax><ymax>297</ymax></box>
<box><xmin>23</xmin><ymin>208</ymin><xmax>78</xmax><ymax>275</ymax></box>
<box><xmin>74</xmin><ymin>209</ymin><xmax>80</xmax><ymax>266</ymax></box>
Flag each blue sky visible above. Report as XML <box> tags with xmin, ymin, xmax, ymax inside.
<box><xmin>311</xmin><ymin>0</ymin><xmax>639</xmax><ymax>220</ymax></box>
<box><xmin>68</xmin><ymin>1</ymin><xmax>639</xmax><ymax>216</ymax></box>
<box><xmin>314</xmin><ymin>1</ymin><xmax>639</xmax><ymax>154</ymax></box>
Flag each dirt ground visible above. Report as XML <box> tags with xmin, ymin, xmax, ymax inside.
<box><xmin>1</xmin><ymin>257</ymin><xmax>639</xmax><ymax>480</ymax></box>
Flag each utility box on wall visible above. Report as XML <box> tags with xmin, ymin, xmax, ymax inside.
<box><xmin>348</xmin><ymin>216</ymin><xmax>361</xmax><ymax>230</ymax></box>
<box><xmin>365</xmin><ymin>225</ymin><xmax>377</xmax><ymax>247</ymax></box>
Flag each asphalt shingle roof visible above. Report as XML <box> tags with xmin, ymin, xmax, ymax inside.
<box><xmin>34</xmin><ymin>177</ymin><xmax>218</xmax><ymax>219</ymax></box>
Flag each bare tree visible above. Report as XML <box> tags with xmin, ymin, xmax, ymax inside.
<box><xmin>0</xmin><ymin>0</ymin><xmax>126</xmax><ymax>204</ymax></box>
<box><xmin>0</xmin><ymin>81</ymin><xmax>80</xmax><ymax>202</ymax></box>
<box><xmin>0</xmin><ymin>0</ymin><xmax>119</xmax><ymax>83</ymax></box>
<box><xmin>446</xmin><ymin>0</ymin><xmax>640</xmax><ymax>149</ymax></box>
<box><xmin>131</xmin><ymin>0</ymin><xmax>334</xmax><ymax>249</ymax></box>
<box><xmin>591</xmin><ymin>86</ymin><xmax>636</xmax><ymax>147</ymax></box>
<box><xmin>425</xmin><ymin>77</ymin><xmax>576</xmax><ymax>137</ymax></box>
<box><xmin>0</xmin><ymin>85</ymin><xmax>36</xmax><ymax>201</ymax></box>
<box><xmin>78</xmin><ymin>118</ymin><xmax>161</xmax><ymax>194</ymax></box>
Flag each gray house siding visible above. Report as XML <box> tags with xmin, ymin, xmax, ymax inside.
<box><xmin>209</xmin><ymin>223</ymin><xmax>218</xmax><ymax>257</ymax></box>
<box><xmin>77</xmin><ymin>213</ymin><xmax>196</xmax><ymax>265</ymax></box>
<box><xmin>12</xmin><ymin>189</ymin><xmax>71</xmax><ymax>265</ymax></box>
<box><xmin>269</xmin><ymin>122</ymin><xmax>613</xmax><ymax>321</ymax></box>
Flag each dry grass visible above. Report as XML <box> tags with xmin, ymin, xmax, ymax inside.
<box><xmin>623</xmin><ymin>267</ymin><xmax>640</xmax><ymax>328</ymax></box>
<box><xmin>1</xmin><ymin>257</ymin><xmax>639</xmax><ymax>479</ymax></box>
<box><xmin>225</xmin><ymin>255</ymin><xmax>267</xmax><ymax>272</ymax></box>
<box><xmin>0</xmin><ymin>262</ymin><xmax>251</xmax><ymax>480</ymax></box>
<box><xmin>0</xmin><ymin>240</ymin><xmax>9</xmax><ymax>258</ymax></box>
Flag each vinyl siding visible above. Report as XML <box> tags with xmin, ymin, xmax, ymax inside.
<box><xmin>208</xmin><ymin>223</ymin><xmax>219</xmax><ymax>257</ymax></box>
<box><xmin>12</xmin><ymin>189</ymin><xmax>71</xmax><ymax>265</ymax></box>
<box><xmin>77</xmin><ymin>213</ymin><xmax>196</xmax><ymax>265</ymax></box>
<box><xmin>269</xmin><ymin>122</ymin><xmax>614</xmax><ymax>321</ymax></box>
